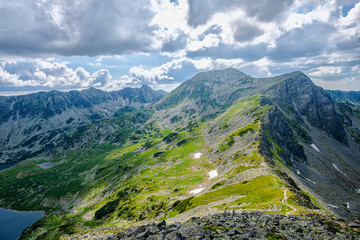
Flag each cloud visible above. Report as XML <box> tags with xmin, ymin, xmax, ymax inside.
<box><xmin>187</xmin><ymin>43</ymin><xmax>268</xmax><ymax>61</ymax></box>
<box><xmin>187</xmin><ymin>34</ymin><xmax>220</xmax><ymax>51</ymax></box>
<box><xmin>0</xmin><ymin>0</ymin><xmax>158</xmax><ymax>57</ymax></box>
<box><xmin>312</xmin><ymin>76</ymin><xmax>359</xmax><ymax>91</ymax></box>
<box><xmin>0</xmin><ymin>0</ymin><xmax>360</xmax><ymax>93</ymax></box>
<box><xmin>125</xmin><ymin>57</ymin><xmax>244</xmax><ymax>86</ymax></box>
<box><xmin>0</xmin><ymin>66</ymin><xmax>30</xmax><ymax>87</ymax></box>
<box><xmin>268</xmin><ymin>23</ymin><xmax>335</xmax><ymax>61</ymax></box>
<box><xmin>129</xmin><ymin>58</ymin><xmax>186</xmax><ymax>84</ymax></box>
<box><xmin>89</xmin><ymin>69</ymin><xmax>112</xmax><ymax>87</ymax></box>
<box><xmin>308</xmin><ymin>66</ymin><xmax>342</xmax><ymax>77</ymax></box>
<box><xmin>76</xmin><ymin>67</ymin><xmax>90</xmax><ymax>81</ymax></box>
<box><xmin>0</xmin><ymin>59</ymin><xmax>138</xmax><ymax>91</ymax></box>
<box><xmin>232</xmin><ymin>21</ymin><xmax>264</xmax><ymax>42</ymax></box>
<box><xmin>1</xmin><ymin>60</ymin><xmax>84</xmax><ymax>87</ymax></box>
<box><xmin>161</xmin><ymin>32</ymin><xmax>188</xmax><ymax>52</ymax></box>
<box><xmin>187</xmin><ymin>0</ymin><xmax>294</xmax><ymax>27</ymax></box>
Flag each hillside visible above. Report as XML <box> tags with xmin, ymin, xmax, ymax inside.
<box><xmin>0</xmin><ymin>69</ymin><xmax>359</xmax><ymax>239</ymax></box>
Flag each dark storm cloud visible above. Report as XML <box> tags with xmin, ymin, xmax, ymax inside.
<box><xmin>187</xmin><ymin>0</ymin><xmax>211</xmax><ymax>27</ymax></box>
<box><xmin>242</xmin><ymin>0</ymin><xmax>294</xmax><ymax>22</ymax></box>
<box><xmin>232</xmin><ymin>22</ymin><xmax>264</xmax><ymax>42</ymax></box>
<box><xmin>0</xmin><ymin>0</ymin><xmax>158</xmax><ymax>57</ymax></box>
<box><xmin>336</xmin><ymin>34</ymin><xmax>360</xmax><ymax>51</ymax></box>
<box><xmin>268</xmin><ymin>23</ymin><xmax>335</xmax><ymax>61</ymax></box>
<box><xmin>187</xmin><ymin>0</ymin><xmax>294</xmax><ymax>27</ymax></box>
<box><xmin>161</xmin><ymin>33</ymin><xmax>188</xmax><ymax>52</ymax></box>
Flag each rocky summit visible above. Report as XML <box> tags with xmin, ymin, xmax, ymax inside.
<box><xmin>0</xmin><ymin>69</ymin><xmax>359</xmax><ymax>240</ymax></box>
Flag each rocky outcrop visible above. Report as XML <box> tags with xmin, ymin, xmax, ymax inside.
<box><xmin>260</xmin><ymin>72</ymin><xmax>360</xmax><ymax>221</ymax></box>
<box><xmin>265</xmin><ymin>72</ymin><xmax>347</xmax><ymax>145</ymax></box>
<box><xmin>65</xmin><ymin>212</ymin><xmax>359</xmax><ymax>239</ymax></box>
<box><xmin>261</xmin><ymin>106</ymin><xmax>308</xmax><ymax>166</ymax></box>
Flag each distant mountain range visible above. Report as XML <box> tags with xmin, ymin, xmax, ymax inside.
<box><xmin>0</xmin><ymin>69</ymin><xmax>359</xmax><ymax>239</ymax></box>
<box><xmin>0</xmin><ymin>85</ymin><xmax>166</xmax><ymax>163</ymax></box>
<box><xmin>327</xmin><ymin>90</ymin><xmax>360</xmax><ymax>105</ymax></box>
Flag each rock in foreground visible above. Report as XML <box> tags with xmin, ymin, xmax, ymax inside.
<box><xmin>66</xmin><ymin>212</ymin><xmax>360</xmax><ymax>239</ymax></box>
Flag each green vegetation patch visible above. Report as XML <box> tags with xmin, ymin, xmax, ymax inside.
<box><xmin>227</xmin><ymin>165</ymin><xmax>254</xmax><ymax>177</ymax></box>
<box><xmin>162</xmin><ymin>132</ymin><xmax>178</xmax><ymax>144</ymax></box>
<box><xmin>94</xmin><ymin>198</ymin><xmax>120</xmax><ymax>220</ymax></box>
<box><xmin>211</xmin><ymin>180</ymin><xmax>227</xmax><ymax>190</ymax></box>
<box><xmin>165</xmin><ymin>175</ymin><xmax>281</xmax><ymax>217</ymax></box>
<box><xmin>218</xmin><ymin>121</ymin><xmax>259</xmax><ymax>152</ymax></box>
<box><xmin>176</xmin><ymin>139</ymin><xmax>187</xmax><ymax>147</ymax></box>
<box><xmin>171</xmin><ymin>197</ymin><xmax>194</xmax><ymax>213</ymax></box>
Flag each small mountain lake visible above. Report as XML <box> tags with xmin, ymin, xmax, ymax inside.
<box><xmin>37</xmin><ymin>162</ymin><xmax>56</xmax><ymax>169</ymax></box>
<box><xmin>0</xmin><ymin>208</ymin><xmax>45</xmax><ymax>240</ymax></box>
<box><xmin>0</xmin><ymin>164</ymin><xmax>15</xmax><ymax>172</ymax></box>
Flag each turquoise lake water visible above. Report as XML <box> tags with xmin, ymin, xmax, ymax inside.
<box><xmin>0</xmin><ymin>208</ymin><xmax>45</xmax><ymax>240</ymax></box>
<box><xmin>37</xmin><ymin>162</ymin><xmax>56</xmax><ymax>169</ymax></box>
<box><xmin>0</xmin><ymin>164</ymin><xmax>15</xmax><ymax>171</ymax></box>
<box><xmin>0</xmin><ymin>165</ymin><xmax>45</xmax><ymax>239</ymax></box>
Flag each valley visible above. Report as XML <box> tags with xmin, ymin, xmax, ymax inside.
<box><xmin>0</xmin><ymin>69</ymin><xmax>359</xmax><ymax>239</ymax></box>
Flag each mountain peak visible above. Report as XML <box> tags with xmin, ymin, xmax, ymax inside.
<box><xmin>140</xmin><ymin>84</ymin><xmax>151</xmax><ymax>90</ymax></box>
<box><xmin>81</xmin><ymin>87</ymin><xmax>103</xmax><ymax>94</ymax></box>
<box><xmin>192</xmin><ymin>68</ymin><xmax>248</xmax><ymax>80</ymax></box>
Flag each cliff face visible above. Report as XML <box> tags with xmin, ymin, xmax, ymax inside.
<box><xmin>260</xmin><ymin>72</ymin><xmax>360</xmax><ymax>220</ymax></box>
<box><xmin>265</xmin><ymin>72</ymin><xmax>347</xmax><ymax>145</ymax></box>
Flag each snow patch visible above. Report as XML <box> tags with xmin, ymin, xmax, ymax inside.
<box><xmin>347</xmin><ymin>202</ymin><xmax>350</xmax><ymax>209</ymax></box>
<box><xmin>310</xmin><ymin>144</ymin><xmax>321</xmax><ymax>153</ymax></box>
<box><xmin>356</xmin><ymin>189</ymin><xmax>360</xmax><ymax>194</ymax></box>
<box><xmin>208</xmin><ymin>170</ymin><xmax>218</xmax><ymax>179</ymax></box>
<box><xmin>327</xmin><ymin>204</ymin><xmax>339</xmax><ymax>209</ymax></box>
<box><xmin>333</xmin><ymin>164</ymin><xmax>348</xmax><ymax>177</ymax></box>
<box><xmin>305</xmin><ymin>177</ymin><xmax>316</xmax><ymax>184</ymax></box>
<box><xmin>193</xmin><ymin>152</ymin><xmax>202</xmax><ymax>159</ymax></box>
<box><xmin>296</xmin><ymin>169</ymin><xmax>301</xmax><ymax>175</ymax></box>
<box><xmin>190</xmin><ymin>187</ymin><xmax>205</xmax><ymax>195</ymax></box>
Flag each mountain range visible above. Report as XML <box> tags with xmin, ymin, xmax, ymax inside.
<box><xmin>0</xmin><ymin>68</ymin><xmax>359</xmax><ymax>239</ymax></box>
<box><xmin>0</xmin><ymin>85</ymin><xmax>166</xmax><ymax>163</ymax></box>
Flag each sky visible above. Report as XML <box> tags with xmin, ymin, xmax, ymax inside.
<box><xmin>0</xmin><ymin>0</ymin><xmax>359</xmax><ymax>95</ymax></box>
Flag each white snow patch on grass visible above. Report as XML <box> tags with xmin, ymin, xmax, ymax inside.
<box><xmin>305</xmin><ymin>177</ymin><xmax>316</xmax><ymax>184</ymax></box>
<box><xmin>208</xmin><ymin>170</ymin><xmax>218</xmax><ymax>179</ymax></box>
<box><xmin>356</xmin><ymin>189</ymin><xmax>360</xmax><ymax>194</ymax></box>
<box><xmin>190</xmin><ymin>187</ymin><xmax>205</xmax><ymax>195</ymax></box>
<box><xmin>333</xmin><ymin>164</ymin><xmax>348</xmax><ymax>177</ymax></box>
<box><xmin>327</xmin><ymin>204</ymin><xmax>339</xmax><ymax>209</ymax></box>
<box><xmin>347</xmin><ymin>202</ymin><xmax>350</xmax><ymax>209</ymax></box>
<box><xmin>296</xmin><ymin>169</ymin><xmax>301</xmax><ymax>175</ymax></box>
<box><xmin>193</xmin><ymin>152</ymin><xmax>202</xmax><ymax>159</ymax></box>
<box><xmin>310</xmin><ymin>144</ymin><xmax>321</xmax><ymax>153</ymax></box>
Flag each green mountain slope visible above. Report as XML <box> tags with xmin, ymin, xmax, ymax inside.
<box><xmin>0</xmin><ymin>69</ymin><xmax>359</xmax><ymax>239</ymax></box>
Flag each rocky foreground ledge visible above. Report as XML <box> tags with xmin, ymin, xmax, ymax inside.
<box><xmin>64</xmin><ymin>212</ymin><xmax>360</xmax><ymax>240</ymax></box>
